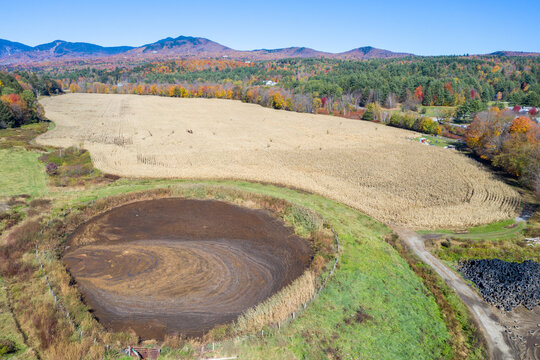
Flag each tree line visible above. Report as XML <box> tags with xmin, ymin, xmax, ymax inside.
<box><xmin>48</xmin><ymin>56</ymin><xmax>540</xmax><ymax>110</ymax></box>
<box><xmin>466</xmin><ymin>108</ymin><xmax>539</xmax><ymax>196</ymax></box>
<box><xmin>0</xmin><ymin>72</ymin><xmax>62</xmax><ymax>129</ymax></box>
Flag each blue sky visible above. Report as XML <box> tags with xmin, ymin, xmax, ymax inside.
<box><xmin>2</xmin><ymin>0</ymin><xmax>539</xmax><ymax>55</ymax></box>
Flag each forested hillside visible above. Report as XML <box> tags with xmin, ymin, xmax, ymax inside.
<box><xmin>0</xmin><ymin>72</ymin><xmax>62</xmax><ymax>128</ymax></box>
<box><xmin>50</xmin><ymin>56</ymin><xmax>540</xmax><ymax>110</ymax></box>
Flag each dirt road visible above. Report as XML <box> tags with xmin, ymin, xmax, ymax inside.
<box><xmin>391</xmin><ymin>226</ymin><xmax>516</xmax><ymax>360</ymax></box>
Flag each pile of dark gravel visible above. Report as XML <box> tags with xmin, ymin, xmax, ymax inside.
<box><xmin>458</xmin><ymin>259</ymin><xmax>540</xmax><ymax>311</ymax></box>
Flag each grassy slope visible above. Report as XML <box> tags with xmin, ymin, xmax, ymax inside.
<box><xmin>418</xmin><ymin>219</ymin><xmax>525</xmax><ymax>239</ymax></box>
<box><xmin>54</xmin><ymin>180</ymin><xmax>453</xmax><ymax>359</ymax></box>
<box><xmin>0</xmin><ymin>123</ymin><xmax>50</xmax><ymax>151</ymax></box>
<box><xmin>421</xmin><ymin>218</ymin><xmax>539</xmax><ymax>263</ymax></box>
<box><xmin>411</xmin><ymin>135</ymin><xmax>458</xmax><ymax>148</ymax></box>
<box><xmin>0</xmin><ymin>277</ymin><xmax>34</xmax><ymax>359</ymax></box>
<box><xmin>420</xmin><ymin>106</ymin><xmax>456</xmax><ymax>117</ymax></box>
<box><xmin>0</xmin><ymin>149</ymin><xmax>47</xmax><ymax>198</ymax></box>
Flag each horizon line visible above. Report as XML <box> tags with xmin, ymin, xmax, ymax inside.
<box><xmin>2</xmin><ymin>35</ymin><xmax>539</xmax><ymax>57</ymax></box>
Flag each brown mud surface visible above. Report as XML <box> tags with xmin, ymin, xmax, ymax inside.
<box><xmin>499</xmin><ymin>306</ymin><xmax>540</xmax><ymax>360</ymax></box>
<box><xmin>63</xmin><ymin>198</ymin><xmax>312</xmax><ymax>340</ymax></box>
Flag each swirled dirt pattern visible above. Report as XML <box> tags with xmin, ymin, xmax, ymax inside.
<box><xmin>63</xmin><ymin>198</ymin><xmax>311</xmax><ymax>339</ymax></box>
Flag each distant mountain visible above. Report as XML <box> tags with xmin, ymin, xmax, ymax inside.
<box><xmin>338</xmin><ymin>46</ymin><xmax>413</xmax><ymax>59</ymax></box>
<box><xmin>132</xmin><ymin>36</ymin><xmax>231</xmax><ymax>55</ymax></box>
<box><xmin>32</xmin><ymin>40</ymin><xmax>133</xmax><ymax>56</ymax></box>
<box><xmin>251</xmin><ymin>47</ymin><xmax>331</xmax><ymax>59</ymax></box>
<box><xmin>0</xmin><ymin>39</ymin><xmax>135</xmax><ymax>64</ymax></box>
<box><xmin>0</xmin><ymin>36</ymin><xmax>415</xmax><ymax>64</ymax></box>
<box><xmin>488</xmin><ymin>50</ymin><xmax>540</xmax><ymax>57</ymax></box>
<box><xmin>0</xmin><ymin>36</ymin><xmax>538</xmax><ymax>65</ymax></box>
<box><xmin>0</xmin><ymin>39</ymin><xmax>32</xmax><ymax>57</ymax></box>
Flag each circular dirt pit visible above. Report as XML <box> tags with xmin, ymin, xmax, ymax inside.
<box><xmin>63</xmin><ymin>198</ymin><xmax>312</xmax><ymax>339</ymax></box>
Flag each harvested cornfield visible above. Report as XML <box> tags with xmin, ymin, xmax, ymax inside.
<box><xmin>38</xmin><ymin>93</ymin><xmax>520</xmax><ymax>229</ymax></box>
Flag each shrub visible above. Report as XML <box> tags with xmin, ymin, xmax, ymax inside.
<box><xmin>0</xmin><ymin>210</ymin><xmax>23</xmax><ymax>235</ymax></box>
<box><xmin>0</xmin><ymin>219</ymin><xmax>41</xmax><ymax>276</ymax></box>
<box><xmin>311</xmin><ymin>254</ymin><xmax>326</xmax><ymax>274</ymax></box>
<box><xmin>362</xmin><ymin>109</ymin><xmax>374</xmax><ymax>121</ymax></box>
<box><xmin>0</xmin><ymin>338</ymin><xmax>17</xmax><ymax>355</ymax></box>
<box><xmin>46</xmin><ymin>162</ymin><xmax>58</xmax><ymax>175</ymax></box>
<box><xmin>389</xmin><ymin>112</ymin><xmax>440</xmax><ymax>135</ymax></box>
<box><xmin>285</xmin><ymin>206</ymin><xmax>323</xmax><ymax>235</ymax></box>
<box><xmin>29</xmin><ymin>198</ymin><xmax>51</xmax><ymax>208</ymax></box>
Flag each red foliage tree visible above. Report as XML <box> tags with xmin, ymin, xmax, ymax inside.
<box><xmin>414</xmin><ymin>86</ymin><xmax>424</xmax><ymax>101</ymax></box>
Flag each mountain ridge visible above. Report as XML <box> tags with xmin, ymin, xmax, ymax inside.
<box><xmin>0</xmin><ymin>35</ymin><xmax>538</xmax><ymax>65</ymax></box>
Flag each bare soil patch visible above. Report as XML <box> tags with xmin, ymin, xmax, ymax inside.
<box><xmin>499</xmin><ymin>306</ymin><xmax>540</xmax><ymax>360</ymax></box>
<box><xmin>63</xmin><ymin>198</ymin><xmax>312</xmax><ymax>340</ymax></box>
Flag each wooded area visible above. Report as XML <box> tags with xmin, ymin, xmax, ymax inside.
<box><xmin>0</xmin><ymin>72</ymin><xmax>61</xmax><ymax>128</ymax></box>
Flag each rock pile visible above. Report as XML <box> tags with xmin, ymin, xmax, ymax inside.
<box><xmin>458</xmin><ymin>259</ymin><xmax>540</xmax><ymax>311</ymax></box>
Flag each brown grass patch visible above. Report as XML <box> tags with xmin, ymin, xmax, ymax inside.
<box><xmin>38</xmin><ymin>93</ymin><xmax>520</xmax><ymax>229</ymax></box>
<box><xmin>233</xmin><ymin>270</ymin><xmax>317</xmax><ymax>336</ymax></box>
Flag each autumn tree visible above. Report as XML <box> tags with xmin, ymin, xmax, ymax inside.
<box><xmin>312</xmin><ymin>97</ymin><xmax>322</xmax><ymax>112</ymax></box>
<box><xmin>414</xmin><ymin>86</ymin><xmax>424</xmax><ymax>101</ymax></box>
<box><xmin>467</xmin><ymin>112</ymin><xmax>539</xmax><ymax>192</ymax></box>
<box><xmin>271</xmin><ymin>92</ymin><xmax>285</xmax><ymax>110</ymax></box>
<box><xmin>493</xmin><ymin>118</ymin><xmax>539</xmax><ymax>180</ymax></box>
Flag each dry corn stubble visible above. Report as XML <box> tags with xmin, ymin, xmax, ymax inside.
<box><xmin>38</xmin><ymin>93</ymin><xmax>521</xmax><ymax>229</ymax></box>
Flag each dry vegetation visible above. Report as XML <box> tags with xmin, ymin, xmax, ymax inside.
<box><xmin>234</xmin><ymin>269</ymin><xmax>316</xmax><ymax>334</ymax></box>
<box><xmin>37</xmin><ymin>93</ymin><xmax>520</xmax><ymax>228</ymax></box>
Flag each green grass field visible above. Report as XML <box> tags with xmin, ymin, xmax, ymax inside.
<box><xmin>419</xmin><ymin>219</ymin><xmax>525</xmax><ymax>240</ymax></box>
<box><xmin>486</xmin><ymin>101</ymin><xmax>509</xmax><ymax>108</ymax></box>
<box><xmin>412</xmin><ymin>135</ymin><xmax>459</xmax><ymax>148</ymax></box>
<box><xmin>0</xmin><ymin>149</ymin><xmax>47</xmax><ymax>198</ymax></box>
<box><xmin>422</xmin><ymin>219</ymin><xmax>539</xmax><ymax>263</ymax></box>
<box><xmin>420</xmin><ymin>106</ymin><xmax>456</xmax><ymax>117</ymax></box>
